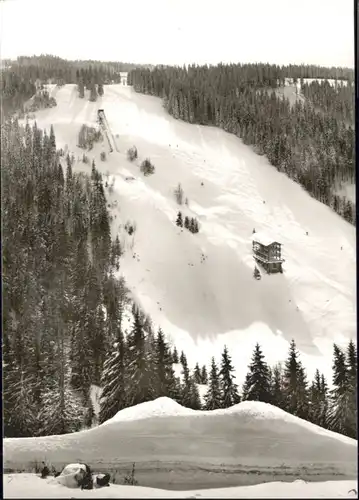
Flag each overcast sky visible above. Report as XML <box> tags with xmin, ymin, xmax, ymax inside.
<box><xmin>0</xmin><ymin>0</ymin><xmax>354</xmax><ymax>67</ymax></box>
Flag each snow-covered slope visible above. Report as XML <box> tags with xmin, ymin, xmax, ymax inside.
<box><xmin>4</xmin><ymin>474</ymin><xmax>358</xmax><ymax>499</ymax></box>
<box><xmin>4</xmin><ymin>398</ymin><xmax>357</xmax><ymax>488</ymax></box>
<box><xmin>101</xmin><ymin>397</ymin><xmax>356</xmax><ymax>446</ymax></box>
<box><xmin>20</xmin><ymin>84</ymin><xmax>356</xmax><ymax>385</ymax></box>
<box><xmin>101</xmin><ymin>397</ymin><xmax>197</xmax><ymax>426</ymax></box>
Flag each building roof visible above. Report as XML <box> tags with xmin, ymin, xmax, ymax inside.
<box><xmin>251</xmin><ymin>231</ymin><xmax>280</xmax><ymax>247</ymax></box>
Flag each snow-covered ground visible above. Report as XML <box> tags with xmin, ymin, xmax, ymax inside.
<box><xmin>4</xmin><ymin>474</ymin><xmax>358</xmax><ymax>499</ymax></box>
<box><xmin>19</xmin><ymin>84</ymin><xmax>356</xmax><ymax>386</ymax></box>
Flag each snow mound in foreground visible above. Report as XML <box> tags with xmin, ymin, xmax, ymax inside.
<box><xmin>101</xmin><ymin>397</ymin><xmax>197</xmax><ymax>425</ymax></box>
<box><xmin>102</xmin><ymin>397</ymin><xmax>356</xmax><ymax>446</ymax></box>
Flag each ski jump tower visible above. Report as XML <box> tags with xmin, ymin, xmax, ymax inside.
<box><xmin>97</xmin><ymin>109</ymin><xmax>117</xmax><ymax>153</ymax></box>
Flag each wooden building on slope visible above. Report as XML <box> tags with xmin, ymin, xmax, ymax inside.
<box><xmin>252</xmin><ymin>232</ymin><xmax>284</xmax><ymax>274</ymax></box>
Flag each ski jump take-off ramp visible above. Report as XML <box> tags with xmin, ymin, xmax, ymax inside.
<box><xmin>98</xmin><ymin>109</ymin><xmax>118</xmax><ymax>153</ymax></box>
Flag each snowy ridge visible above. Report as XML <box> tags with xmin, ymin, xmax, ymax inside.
<box><xmin>101</xmin><ymin>397</ymin><xmax>197</xmax><ymax>425</ymax></box>
<box><xmin>101</xmin><ymin>397</ymin><xmax>356</xmax><ymax>446</ymax></box>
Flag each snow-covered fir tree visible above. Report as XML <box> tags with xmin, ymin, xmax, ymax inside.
<box><xmin>176</xmin><ymin>211</ymin><xmax>183</xmax><ymax>227</ymax></box>
<box><xmin>126</xmin><ymin>308</ymin><xmax>154</xmax><ymax>406</ymax></box>
<box><xmin>193</xmin><ymin>362</ymin><xmax>202</xmax><ymax>384</ymax></box>
<box><xmin>99</xmin><ymin>328</ymin><xmax>127</xmax><ymax>425</ymax></box>
<box><xmin>308</xmin><ymin>369</ymin><xmax>329</xmax><ymax>428</ymax></box>
<box><xmin>204</xmin><ymin>357</ymin><xmax>222</xmax><ymax>410</ymax></box>
<box><xmin>154</xmin><ymin>328</ymin><xmax>180</xmax><ymax>401</ymax></box>
<box><xmin>270</xmin><ymin>363</ymin><xmax>285</xmax><ymax>409</ymax></box>
<box><xmin>201</xmin><ymin>364</ymin><xmax>208</xmax><ymax>384</ymax></box>
<box><xmin>242</xmin><ymin>343</ymin><xmax>271</xmax><ymax>403</ymax></box>
<box><xmin>219</xmin><ymin>345</ymin><xmax>240</xmax><ymax>407</ymax></box>
<box><xmin>172</xmin><ymin>346</ymin><xmax>179</xmax><ymax>364</ymax></box>
<box><xmin>282</xmin><ymin>340</ymin><xmax>309</xmax><ymax>419</ymax></box>
<box><xmin>179</xmin><ymin>352</ymin><xmax>201</xmax><ymax>409</ymax></box>
<box><xmin>327</xmin><ymin>343</ymin><xmax>356</xmax><ymax>438</ymax></box>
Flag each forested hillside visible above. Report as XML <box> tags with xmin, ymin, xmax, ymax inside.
<box><xmin>2</xmin><ymin>118</ymin><xmax>122</xmax><ymax>436</ymax></box>
<box><xmin>2</xmin><ymin>118</ymin><xmax>356</xmax><ymax>440</ymax></box>
<box><xmin>128</xmin><ymin>63</ymin><xmax>355</xmax><ymax>224</ymax></box>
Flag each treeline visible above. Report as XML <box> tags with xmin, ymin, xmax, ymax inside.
<box><xmin>128</xmin><ymin>64</ymin><xmax>355</xmax><ymax>225</ymax></box>
<box><xmin>2</xmin><ymin>119</ymin><xmax>123</xmax><ymax>437</ymax></box>
<box><xmin>1</xmin><ymin>54</ymin><xmax>149</xmax><ymax>121</ymax></box>
<box><xmin>301</xmin><ymin>80</ymin><xmax>354</xmax><ymax>125</ymax></box>
<box><xmin>100</xmin><ymin>329</ymin><xmax>357</xmax><ymax>439</ymax></box>
<box><xmin>11</xmin><ymin>54</ymin><xmax>151</xmax><ymax>85</ymax></box>
<box><xmin>277</xmin><ymin>64</ymin><xmax>353</xmax><ymax>82</ymax></box>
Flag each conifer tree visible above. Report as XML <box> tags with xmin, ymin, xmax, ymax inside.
<box><xmin>4</xmin><ymin>367</ymin><xmax>37</xmax><ymax>437</ymax></box>
<box><xmin>327</xmin><ymin>343</ymin><xmax>356</xmax><ymax>437</ymax></box>
<box><xmin>89</xmin><ymin>82</ymin><xmax>98</xmax><ymax>102</ymax></box>
<box><xmin>282</xmin><ymin>340</ymin><xmax>309</xmax><ymax>419</ymax></box>
<box><xmin>78</xmin><ymin>80</ymin><xmax>85</xmax><ymax>98</ymax></box>
<box><xmin>308</xmin><ymin>369</ymin><xmax>323</xmax><ymax>425</ymax></box>
<box><xmin>179</xmin><ymin>356</ymin><xmax>201</xmax><ymax>409</ymax></box>
<box><xmin>180</xmin><ymin>350</ymin><xmax>187</xmax><ymax>366</ymax></box>
<box><xmin>242</xmin><ymin>343</ymin><xmax>271</xmax><ymax>403</ymax></box>
<box><xmin>319</xmin><ymin>374</ymin><xmax>329</xmax><ymax>428</ymax></box>
<box><xmin>201</xmin><ymin>364</ymin><xmax>208</xmax><ymax>384</ymax></box>
<box><xmin>204</xmin><ymin>357</ymin><xmax>222</xmax><ymax>410</ymax></box>
<box><xmin>98</xmin><ymin>83</ymin><xmax>104</xmax><ymax>97</ymax></box>
<box><xmin>219</xmin><ymin>345</ymin><xmax>240</xmax><ymax>407</ymax></box>
<box><xmin>176</xmin><ymin>211</ymin><xmax>183</xmax><ymax>227</ymax></box>
<box><xmin>154</xmin><ymin>328</ymin><xmax>180</xmax><ymax>400</ymax></box>
<box><xmin>99</xmin><ymin>330</ymin><xmax>127</xmax><ymax>424</ymax></box>
<box><xmin>126</xmin><ymin>308</ymin><xmax>154</xmax><ymax>406</ymax></box>
<box><xmin>184</xmin><ymin>216</ymin><xmax>190</xmax><ymax>230</ymax></box>
<box><xmin>346</xmin><ymin>340</ymin><xmax>357</xmax><ymax>426</ymax></box>
<box><xmin>193</xmin><ymin>363</ymin><xmax>202</xmax><ymax>384</ymax></box>
<box><xmin>270</xmin><ymin>363</ymin><xmax>285</xmax><ymax>409</ymax></box>
<box><xmin>172</xmin><ymin>346</ymin><xmax>179</xmax><ymax>364</ymax></box>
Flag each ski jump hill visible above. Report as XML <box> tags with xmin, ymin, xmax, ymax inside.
<box><xmin>18</xmin><ymin>83</ymin><xmax>356</xmax><ymax>386</ymax></box>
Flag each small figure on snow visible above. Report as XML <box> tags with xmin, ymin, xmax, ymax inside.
<box><xmin>40</xmin><ymin>462</ymin><xmax>50</xmax><ymax>479</ymax></box>
<box><xmin>253</xmin><ymin>266</ymin><xmax>261</xmax><ymax>280</ymax></box>
<box><xmin>252</xmin><ymin>228</ymin><xmax>256</xmax><ymax>234</ymax></box>
<box><xmin>80</xmin><ymin>464</ymin><xmax>93</xmax><ymax>490</ymax></box>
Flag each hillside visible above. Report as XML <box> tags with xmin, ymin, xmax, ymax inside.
<box><xmin>19</xmin><ymin>83</ymin><xmax>356</xmax><ymax>386</ymax></box>
<box><xmin>4</xmin><ymin>398</ymin><xmax>357</xmax><ymax>490</ymax></box>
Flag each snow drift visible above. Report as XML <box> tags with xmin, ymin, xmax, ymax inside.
<box><xmin>4</xmin><ymin>398</ymin><xmax>357</xmax><ymax>489</ymax></box>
